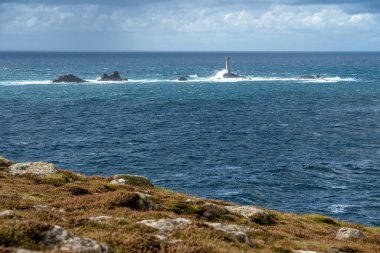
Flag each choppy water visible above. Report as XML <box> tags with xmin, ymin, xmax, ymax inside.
<box><xmin>0</xmin><ymin>52</ymin><xmax>379</xmax><ymax>225</ymax></box>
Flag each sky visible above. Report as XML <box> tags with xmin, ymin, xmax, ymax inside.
<box><xmin>0</xmin><ymin>0</ymin><xmax>379</xmax><ymax>51</ymax></box>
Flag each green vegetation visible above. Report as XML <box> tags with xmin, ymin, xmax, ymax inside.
<box><xmin>0</xmin><ymin>157</ymin><xmax>379</xmax><ymax>253</ymax></box>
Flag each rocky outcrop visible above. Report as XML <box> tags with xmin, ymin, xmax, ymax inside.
<box><xmin>43</xmin><ymin>226</ymin><xmax>113</xmax><ymax>252</ymax></box>
<box><xmin>16</xmin><ymin>249</ymin><xmax>42</xmax><ymax>253</ymax></box>
<box><xmin>99</xmin><ymin>71</ymin><xmax>128</xmax><ymax>81</ymax></box>
<box><xmin>294</xmin><ymin>251</ymin><xmax>324</xmax><ymax>253</ymax></box>
<box><xmin>202</xmin><ymin>203</ymin><xmax>226</xmax><ymax>218</ymax></box>
<box><xmin>298</xmin><ymin>75</ymin><xmax>321</xmax><ymax>79</ymax></box>
<box><xmin>8</xmin><ymin>162</ymin><xmax>58</xmax><ymax>176</ymax></box>
<box><xmin>224</xmin><ymin>205</ymin><xmax>276</xmax><ymax>225</ymax></box>
<box><xmin>53</xmin><ymin>74</ymin><xmax>87</xmax><ymax>83</ymax></box>
<box><xmin>0</xmin><ymin>210</ymin><xmax>19</xmax><ymax>219</ymax></box>
<box><xmin>138</xmin><ymin>218</ymin><xmax>192</xmax><ymax>234</ymax></box>
<box><xmin>125</xmin><ymin>192</ymin><xmax>156</xmax><ymax>211</ymax></box>
<box><xmin>336</xmin><ymin>227</ymin><xmax>366</xmax><ymax>240</ymax></box>
<box><xmin>0</xmin><ymin>156</ymin><xmax>14</xmax><ymax>169</ymax></box>
<box><xmin>33</xmin><ymin>205</ymin><xmax>65</xmax><ymax>213</ymax></box>
<box><xmin>223</xmin><ymin>72</ymin><xmax>245</xmax><ymax>79</ymax></box>
<box><xmin>204</xmin><ymin>222</ymin><xmax>255</xmax><ymax>245</ymax></box>
<box><xmin>109</xmin><ymin>174</ymin><xmax>154</xmax><ymax>188</ymax></box>
<box><xmin>88</xmin><ymin>216</ymin><xmax>113</xmax><ymax>223</ymax></box>
<box><xmin>177</xmin><ymin>76</ymin><xmax>188</xmax><ymax>81</ymax></box>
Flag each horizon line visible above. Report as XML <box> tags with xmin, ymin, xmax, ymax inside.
<box><xmin>0</xmin><ymin>50</ymin><xmax>379</xmax><ymax>53</ymax></box>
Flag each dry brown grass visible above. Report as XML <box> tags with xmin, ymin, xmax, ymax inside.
<box><xmin>0</xmin><ymin>161</ymin><xmax>379</xmax><ymax>253</ymax></box>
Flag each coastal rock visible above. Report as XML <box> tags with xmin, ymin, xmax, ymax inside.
<box><xmin>99</xmin><ymin>71</ymin><xmax>128</xmax><ymax>81</ymax></box>
<box><xmin>177</xmin><ymin>76</ymin><xmax>188</xmax><ymax>81</ymax></box>
<box><xmin>224</xmin><ymin>205</ymin><xmax>275</xmax><ymax>225</ymax></box>
<box><xmin>202</xmin><ymin>203</ymin><xmax>226</xmax><ymax>218</ymax></box>
<box><xmin>204</xmin><ymin>222</ymin><xmax>254</xmax><ymax>245</ymax></box>
<box><xmin>336</xmin><ymin>227</ymin><xmax>366</xmax><ymax>240</ymax></box>
<box><xmin>298</xmin><ymin>75</ymin><xmax>321</xmax><ymax>79</ymax></box>
<box><xmin>0</xmin><ymin>156</ymin><xmax>14</xmax><ymax>169</ymax></box>
<box><xmin>294</xmin><ymin>251</ymin><xmax>324</xmax><ymax>253</ymax></box>
<box><xmin>223</xmin><ymin>72</ymin><xmax>245</xmax><ymax>79</ymax></box>
<box><xmin>43</xmin><ymin>225</ymin><xmax>113</xmax><ymax>252</ymax></box>
<box><xmin>88</xmin><ymin>216</ymin><xmax>113</xmax><ymax>223</ymax></box>
<box><xmin>33</xmin><ymin>205</ymin><xmax>65</xmax><ymax>213</ymax></box>
<box><xmin>53</xmin><ymin>74</ymin><xmax>87</xmax><ymax>83</ymax></box>
<box><xmin>109</xmin><ymin>174</ymin><xmax>154</xmax><ymax>188</ymax></box>
<box><xmin>127</xmin><ymin>192</ymin><xmax>156</xmax><ymax>211</ymax></box>
<box><xmin>16</xmin><ymin>249</ymin><xmax>42</xmax><ymax>253</ymax></box>
<box><xmin>0</xmin><ymin>210</ymin><xmax>19</xmax><ymax>219</ymax></box>
<box><xmin>8</xmin><ymin>162</ymin><xmax>58</xmax><ymax>176</ymax></box>
<box><xmin>137</xmin><ymin>218</ymin><xmax>192</xmax><ymax>234</ymax></box>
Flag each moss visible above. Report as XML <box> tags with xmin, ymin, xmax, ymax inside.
<box><xmin>67</xmin><ymin>185</ymin><xmax>91</xmax><ymax>196</ymax></box>
<box><xmin>172</xmin><ymin>202</ymin><xmax>205</xmax><ymax>216</ymax></box>
<box><xmin>303</xmin><ymin>214</ymin><xmax>339</xmax><ymax>226</ymax></box>
<box><xmin>0</xmin><ymin>221</ymin><xmax>50</xmax><ymax>251</ymax></box>
<box><xmin>251</xmin><ymin>213</ymin><xmax>277</xmax><ymax>225</ymax></box>
<box><xmin>110</xmin><ymin>174</ymin><xmax>154</xmax><ymax>188</ymax></box>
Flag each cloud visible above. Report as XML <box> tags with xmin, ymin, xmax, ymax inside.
<box><xmin>0</xmin><ymin>0</ymin><xmax>379</xmax><ymax>50</ymax></box>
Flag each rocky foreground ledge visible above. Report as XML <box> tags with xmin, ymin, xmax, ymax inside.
<box><xmin>0</xmin><ymin>156</ymin><xmax>379</xmax><ymax>253</ymax></box>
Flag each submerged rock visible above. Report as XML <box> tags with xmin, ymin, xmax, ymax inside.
<box><xmin>177</xmin><ymin>76</ymin><xmax>188</xmax><ymax>81</ymax></box>
<box><xmin>99</xmin><ymin>71</ymin><xmax>128</xmax><ymax>81</ymax></box>
<box><xmin>224</xmin><ymin>205</ymin><xmax>275</xmax><ymax>225</ymax></box>
<box><xmin>336</xmin><ymin>227</ymin><xmax>366</xmax><ymax>240</ymax></box>
<box><xmin>43</xmin><ymin>225</ymin><xmax>113</xmax><ymax>252</ymax></box>
<box><xmin>8</xmin><ymin>162</ymin><xmax>58</xmax><ymax>176</ymax></box>
<box><xmin>204</xmin><ymin>222</ymin><xmax>254</xmax><ymax>246</ymax></box>
<box><xmin>109</xmin><ymin>174</ymin><xmax>154</xmax><ymax>188</ymax></box>
<box><xmin>138</xmin><ymin>218</ymin><xmax>192</xmax><ymax>234</ymax></box>
<box><xmin>298</xmin><ymin>75</ymin><xmax>321</xmax><ymax>79</ymax></box>
<box><xmin>53</xmin><ymin>74</ymin><xmax>87</xmax><ymax>83</ymax></box>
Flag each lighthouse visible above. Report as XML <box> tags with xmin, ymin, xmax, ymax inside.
<box><xmin>225</xmin><ymin>56</ymin><xmax>231</xmax><ymax>74</ymax></box>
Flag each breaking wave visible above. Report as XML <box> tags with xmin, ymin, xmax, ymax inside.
<box><xmin>0</xmin><ymin>71</ymin><xmax>357</xmax><ymax>86</ymax></box>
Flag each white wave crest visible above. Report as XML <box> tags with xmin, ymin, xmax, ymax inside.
<box><xmin>0</xmin><ymin>73</ymin><xmax>357</xmax><ymax>86</ymax></box>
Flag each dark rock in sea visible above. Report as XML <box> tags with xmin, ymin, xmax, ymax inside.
<box><xmin>99</xmin><ymin>71</ymin><xmax>128</xmax><ymax>81</ymax></box>
<box><xmin>223</xmin><ymin>72</ymin><xmax>245</xmax><ymax>79</ymax></box>
<box><xmin>177</xmin><ymin>76</ymin><xmax>188</xmax><ymax>81</ymax></box>
<box><xmin>53</xmin><ymin>74</ymin><xmax>87</xmax><ymax>83</ymax></box>
<box><xmin>299</xmin><ymin>75</ymin><xmax>321</xmax><ymax>79</ymax></box>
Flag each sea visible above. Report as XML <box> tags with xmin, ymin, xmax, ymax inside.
<box><xmin>0</xmin><ymin>52</ymin><xmax>379</xmax><ymax>226</ymax></box>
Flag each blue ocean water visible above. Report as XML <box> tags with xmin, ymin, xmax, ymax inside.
<box><xmin>0</xmin><ymin>52</ymin><xmax>379</xmax><ymax>225</ymax></box>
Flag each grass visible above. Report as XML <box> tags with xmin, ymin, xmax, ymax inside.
<box><xmin>0</xmin><ymin>157</ymin><xmax>379</xmax><ymax>253</ymax></box>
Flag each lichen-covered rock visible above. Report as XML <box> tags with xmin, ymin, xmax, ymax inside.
<box><xmin>88</xmin><ymin>216</ymin><xmax>113</xmax><ymax>223</ymax></box>
<box><xmin>109</xmin><ymin>174</ymin><xmax>153</xmax><ymax>188</ymax></box>
<box><xmin>43</xmin><ymin>226</ymin><xmax>113</xmax><ymax>252</ymax></box>
<box><xmin>202</xmin><ymin>203</ymin><xmax>226</xmax><ymax>218</ymax></box>
<box><xmin>0</xmin><ymin>210</ymin><xmax>19</xmax><ymax>219</ymax></box>
<box><xmin>128</xmin><ymin>192</ymin><xmax>156</xmax><ymax>211</ymax></box>
<box><xmin>204</xmin><ymin>222</ymin><xmax>254</xmax><ymax>246</ymax></box>
<box><xmin>137</xmin><ymin>218</ymin><xmax>192</xmax><ymax>234</ymax></box>
<box><xmin>16</xmin><ymin>249</ymin><xmax>42</xmax><ymax>253</ymax></box>
<box><xmin>33</xmin><ymin>205</ymin><xmax>65</xmax><ymax>213</ymax></box>
<box><xmin>224</xmin><ymin>205</ymin><xmax>276</xmax><ymax>225</ymax></box>
<box><xmin>336</xmin><ymin>227</ymin><xmax>366</xmax><ymax>240</ymax></box>
<box><xmin>294</xmin><ymin>250</ymin><xmax>324</xmax><ymax>253</ymax></box>
<box><xmin>9</xmin><ymin>162</ymin><xmax>58</xmax><ymax>176</ymax></box>
<box><xmin>0</xmin><ymin>156</ymin><xmax>14</xmax><ymax>169</ymax></box>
